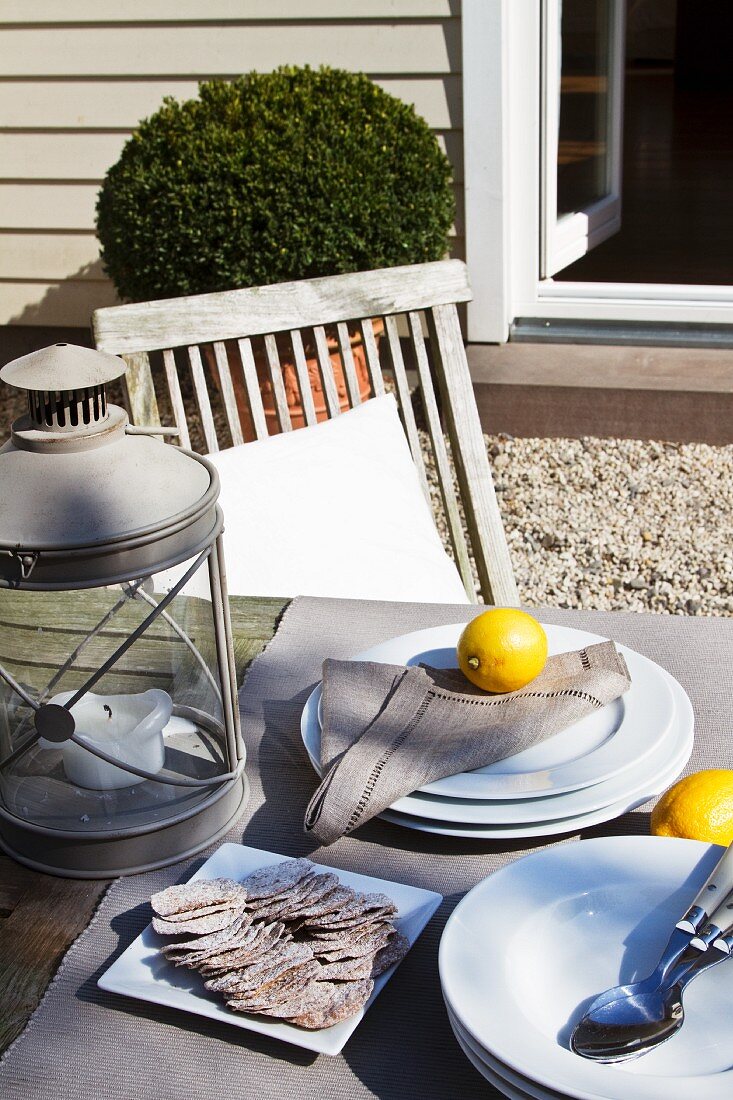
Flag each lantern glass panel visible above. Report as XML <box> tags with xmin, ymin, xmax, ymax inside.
<box><xmin>0</xmin><ymin>550</ymin><xmax>232</xmax><ymax>835</ymax></box>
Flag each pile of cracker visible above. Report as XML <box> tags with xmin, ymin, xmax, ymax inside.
<box><xmin>151</xmin><ymin>858</ymin><xmax>409</xmax><ymax>1029</ymax></box>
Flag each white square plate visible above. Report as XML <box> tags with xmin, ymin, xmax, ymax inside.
<box><xmin>98</xmin><ymin>843</ymin><xmax>442</xmax><ymax>1056</ymax></box>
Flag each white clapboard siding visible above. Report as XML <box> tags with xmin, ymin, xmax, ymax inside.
<box><xmin>0</xmin><ymin>77</ymin><xmax>461</xmax><ymax>131</ymax></box>
<box><xmin>0</xmin><ymin>234</ymin><xmax>102</xmax><ymax>281</ymax></box>
<box><xmin>0</xmin><ymin>4</ymin><xmax>464</xmax><ymax>327</ymax></box>
<box><xmin>0</xmin><ymin>184</ymin><xmax>99</xmax><ymax>230</ymax></box>
<box><xmin>0</xmin><ymin>130</ymin><xmax>463</xmax><ymax>184</ymax></box>
<box><xmin>0</xmin><ymin>133</ymin><xmax>130</xmax><ymax>181</ymax></box>
<box><xmin>0</xmin><ymin>25</ymin><xmax>459</xmax><ymax>77</ymax></box>
<box><xmin>0</xmin><ymin>1</ymin><xmax>456</xmax><ymax>20</ymax></box>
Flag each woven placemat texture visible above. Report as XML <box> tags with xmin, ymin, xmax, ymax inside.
<box><xmin>1</xmin><ymin>596</ymin><xmax>730</xmax><ymax>1100</ymax></box>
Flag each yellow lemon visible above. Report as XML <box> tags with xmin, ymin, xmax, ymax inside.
<box><xmin>651</xmin><ymin>770</ymin><xmax>733</xmax><ymax>844</ymax></box>
<box><xmin>457</xmin><ymin>608</ymin><xmax>548</xmax><ymax>694</ymax></box>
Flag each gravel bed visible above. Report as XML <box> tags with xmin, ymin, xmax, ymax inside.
<box><xmin>426</xmin><ymin>432</ymin><xmax>733</xmax><ymax>617</ymax></box>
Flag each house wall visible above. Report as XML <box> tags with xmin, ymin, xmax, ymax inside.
<box><xmin>0</xmin><ymin>0</ymin><xmax>463</xmax><ymax>327</ymax></box>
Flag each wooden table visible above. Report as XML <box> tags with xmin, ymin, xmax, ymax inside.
<box><xmin>0</xmin><ymin>593</ymin><xmax>288</xmax><ymax>1056</ymax></box>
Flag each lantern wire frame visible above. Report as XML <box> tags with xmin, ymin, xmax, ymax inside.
<box><xmin>0</xmin><ymin>535</ymin><xmax>244</xmax><ymax>799</ymax></box>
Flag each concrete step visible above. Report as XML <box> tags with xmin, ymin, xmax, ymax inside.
<box><xmin>468</xmin><ymin>342</ymin><xmax>733</xmax><ymax>443</ymax></box>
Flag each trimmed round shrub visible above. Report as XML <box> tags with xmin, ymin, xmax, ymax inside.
<box><xmin>96</xmin><ymin>66</ymin><xmax>455</xmax><ymax>301</ymax></box>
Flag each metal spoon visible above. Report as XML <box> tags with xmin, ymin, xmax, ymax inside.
<box><xmin>573</xmin><ymin>840</ymin><xmax>733</xmax><ymax>1021</ymax></box>
<box><xmin>571</xmin><ymin>930</ymin><xmax>733</xmax><ymax>1062</ymax></box>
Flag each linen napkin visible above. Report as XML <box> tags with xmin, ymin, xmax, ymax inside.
<box><xmin>304</xmin><ymin>641</ymin><xmax>630</xmax><ymax>844</ymax></box>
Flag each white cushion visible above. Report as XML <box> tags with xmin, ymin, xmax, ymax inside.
<box><xmin>159</xmin><ymin>393</ymin><xmax>468</xmax><ymax>604</ymax></box>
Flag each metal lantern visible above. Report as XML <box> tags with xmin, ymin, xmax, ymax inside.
<box><xmin>0</xmin><ymin>343</ymin><xmax>248</xmax><ymax>877</ymax></box>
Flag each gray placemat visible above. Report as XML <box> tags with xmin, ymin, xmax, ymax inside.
<box><xmin>1</xmin><ymin>596</ymin><xmax>732</xmax><ymax>1100</ymax></box>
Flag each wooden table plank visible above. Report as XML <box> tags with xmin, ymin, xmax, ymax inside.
<box><xmin>0</xmin><ymin>857</ymin><xmax>109</xmax><ymax>1054</ymax></box>
<box><xmin>0</xmin><ymin>593</ymin><xmax>289</xmax><ymax>1057</ymax></box>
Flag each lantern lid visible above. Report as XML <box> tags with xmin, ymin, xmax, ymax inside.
<box><xmin>0</xmin><ymin>342</ymin><xmax>125</xmax><ymax>392</ymax></box>
<box><xmin>0</xmin><ymin>343</ymin><xmax>220</xmax><ymax>588</ymax></box>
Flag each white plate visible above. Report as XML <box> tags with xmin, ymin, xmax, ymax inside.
<box><xmin>440</xmin><ymin>835</ymin><xmax>733</xmax><ymax>1100</ymax></box>
<box><xmin>376</xmin><ymin>672</ymin><xmax>692</xmax><ymax>837</ymax></box>
<box><xmin>390</xmin><ymin>666</ymin><xmax>691</xmax><ymax>823</ymax></box>
<box><xmin>98</xmin><ymin>842</ymin><xmax>442</xmax><ymax>1056</ymax></box>
<box><xmin>379</xmin><ymin>753</ymin><xmax>685</xmax><ymax>838</ymax></box>
<box><xmin>449</xmin><ymin>1015</ymin><xmax>549</xmax><ymax>1100</ymax></box>
<box><xmin>301</xmin><ymin>622</ymin><xmax>676</xmax><ymax>800</ymax></box>
<box><xmin>448</xmin><ymin>1006</ymin><xmax>566</xmax><ymax>1100</ymax></box>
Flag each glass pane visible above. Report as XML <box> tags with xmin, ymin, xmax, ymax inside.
<box><xmin>0</xmin><ymin>552</ymin><xmax>230</xmax><ymax>835</ymax></box>
<box><xmin>557</xmin><ymin>0</ymin><xmax>611</xmax><ymax>216</ymax></box>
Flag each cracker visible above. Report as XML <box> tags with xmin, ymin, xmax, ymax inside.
<box><xmin>171</xmin><ymin>921</ymin><xmax>270</xmax><ymax>969</ymax></box>
<box><xmin>248</xmin><ymin>875</ymin><xmax>319</xmax><ymax>921</ymax></box>
<box><xmin>371</xmin><ymin>931</ymin><xmax>410</xmax><ymax>976</ymax></box>
<box><xmin>153</xmin><ymin>861</ymin><xmax>402</xmax><ymax>1031</ymax></box>
<box><xmin>205</xmin><ymin>942</ymin><xmax>314</xmax><ymax>995</ymax></box>
<box><xmin>161</xmin><ymin>910</ymin><xmax>252</xmax><ymax>957</ymax></box>
<box><xmin>308</xmin><ymin>908</ymin><xmax>393</xmax><ymax>932</ymax></box>
<box><xmin>315</xmin><ymin>955</ymin><xmax>378</xmax><ymax>982</ymax></box>
<box><xmin>242</xmin><ymin>978</ymin><xmax>336</xmax><ymax>1019</ymax></box>
<box><xmin>241</xmin><ymin>858</ymin><xmax>313</xmax><ymax>901</ymax></box>
<box><xmin>315</xmin><ymin>928</ymin><xmax>394</xmax><ymax>963</ymax></box>
<box><xmin>307</xmin><ymin>919</ymin><xmax>390</xmax><ymax>945</ymax></box>
<box><xmin>295</xmin><ymin>886</ymin><xmax>356</xmax><ymax>924</ymax></box>
<box><xmin>157</xmin><ymin>902</ymin><xmax>239</xmax><ymax>923</ymax></box>
<box><xmin>294</xmin><ymin>873</ymin><xmax>340</xmax><ymax>908</ymax></box>
<box><xmin>151</xmin><ymin>878</ymin><xmax>244</xmax><ymax>917</ymax></box>
<box><xmin>289</xmin><ymin>979</ymin><xmax>374</xmax><ymax>1030</ymax></box>
<box><xmin>197</xmin><ymin>923</ymin><xmax>290</xmax><ymax>974</ymax></box>
<box><xmin>307</xmin><ymin>891</ymin><xmax>395</xmax><ymax>929</ymax></box>
<box><xmin>152</xmin><ymin>905</ymin><xmax>244</xmax><ymax>937</ymax></box>
<box><xmin>227</xmin><ymin>960</ymin><xmax>321</xmax><ymax>1011</ymax></box>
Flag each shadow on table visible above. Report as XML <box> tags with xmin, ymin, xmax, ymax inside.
<box><xmin>75</xmin><ymin>899</ymin><xmax>319</xmax><ymax>1067</ymax></box>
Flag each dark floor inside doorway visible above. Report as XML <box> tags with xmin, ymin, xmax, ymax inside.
<box><xmin>557</xmin><ymin>67</ymin><xmax>733</xmax><ymax>286</ymax></box>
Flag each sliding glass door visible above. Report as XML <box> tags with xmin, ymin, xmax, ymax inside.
<box><xmin>540</xmin><ymin>0</ymin><xmax>626</xmax><ymax>277</ymax></box>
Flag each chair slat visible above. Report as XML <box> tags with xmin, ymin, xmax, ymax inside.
<box><xmin>313</xmin><ymin>325</ymin><xmax>340</xmax><ymax>418</ymax></box>
<box><xmin>382</xmin><ymin>314</ymin><xmax>430</xmax><ymax>503</ymax></box>
<box><xmin>263</xmin><ymin>333</ymin><xmax>292</xmax><ymax>432</ymax></box>
<box><xmin>407</xmin><ymin>310</ymin><xmax>475</xmax><ymax>600</ymax></box>
<box><xmin>236</xmin><ymin>337</ymin><xmax>269</xmax><ymax>441</ymax></box>
<box><xmin>122</xmin><ymin>351</ymin><xmax>160</xmax><ymax>428</ymax></box>
<box><xmin>92</xmin><ymin>259</ymin><xmax>472</xmax><ymax>355</ymax></box>
<box><xmin>336</xmin><ymin>322</ymin><xmax>361</xmax><ymax>407</ymax></box>
<box><xmin>186</xmin><ymin>345</ymin><xmax>219</xmax><ymax>453</ymax></box>
<box><xmin>212</xmin><ymin>341</ymin><xmax>244</xmax><ymax>447</ymax></box>
<box><xmin>161</xmin><ymin>348</ymin><xmax>190</xmax><ymax>450</ymax></box>
<box><xmin>427</xmin><ymin>305</ymin><xmax>519</xmax><ymax>606</ymax></box>
<box><xmin>289</xmin><ymin>329</ymin><xmax>318</xmax><ymax>427</ymax></box>
<box><xmin>359</xmin><ymin>318</ymin><xmax>384</xmax><ymax>396</ymax></box>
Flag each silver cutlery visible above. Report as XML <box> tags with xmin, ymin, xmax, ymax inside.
<box><xmin>571</xmin><ymin>929</ymin><xmax>733</xmax><ymax>1062</ymax></box>
<box><xmin>571</xmin><ymin>840</ymin><xmax>733</xmax><ymax>1061</ymax></box>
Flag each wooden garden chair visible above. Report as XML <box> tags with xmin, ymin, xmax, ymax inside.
<box><xmin>92</xmin><ymin>259</ymin><xmax>518</xmax><ymax>606</ymax></box>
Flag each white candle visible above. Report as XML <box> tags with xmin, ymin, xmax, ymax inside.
<box><xmin>42</xmin><ymin>688</ymin><xmax>172</xmax><ymax>790</ymax></box>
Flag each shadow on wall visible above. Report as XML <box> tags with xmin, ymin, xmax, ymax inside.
<box><xmin>6</xmin><ymin>259</ymin><xmax>119</xmax><ymax>332</ymax></box>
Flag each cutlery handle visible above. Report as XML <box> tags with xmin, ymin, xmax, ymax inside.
<box><xmin>677</xmin><ymin>842</ymin><xmax>733</xmax><ymax>933</ymax></box>
<box><xmin>707</xmin><ymin>884</ymin><xmax>733</xmax><ymax>940</ymax></box>
<box><xmin>678</xmin><ymin>933</ymin><xmax>733</xmax><ymax>991</ymax></box>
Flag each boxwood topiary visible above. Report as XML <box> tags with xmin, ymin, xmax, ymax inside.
<box><xmin>96</xmin><ymin>66</ymin><xmax>455</xmax><ymax>301</ymax></box>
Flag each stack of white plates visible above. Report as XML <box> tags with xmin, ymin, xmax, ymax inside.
<box><xmin>300</xmin><ymin>623</ymin><xmax>693</xmax><ymax>839</ymax></box>
<box><xmin>439</xmin><ymin>836</ymin><xmax>733</xmax><ymax>1099</ymax></box>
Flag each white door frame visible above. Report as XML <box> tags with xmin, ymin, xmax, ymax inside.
<box><xmin>462</xmin><ymin>0</ymin><xmax>733</xmax><ymax>343</ymax></box>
